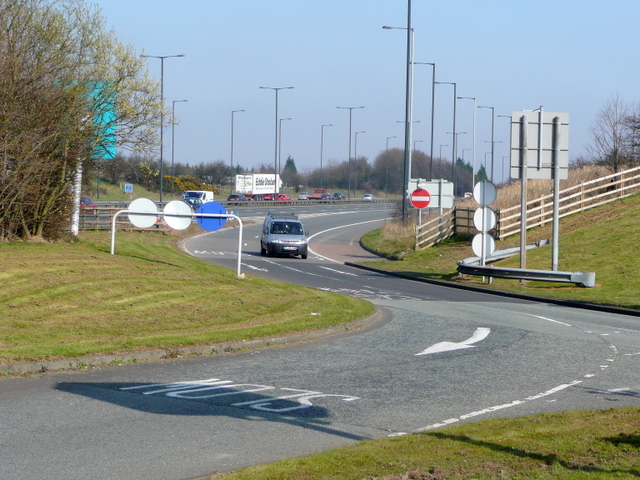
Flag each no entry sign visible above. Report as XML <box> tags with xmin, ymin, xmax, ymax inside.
<box><xmin>410</xmin><ymin>188</ymin><xmax>431</xmax><ymax>209</ymax></box>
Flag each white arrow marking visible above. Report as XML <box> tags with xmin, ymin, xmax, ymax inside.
<box><xmin>416</xmin><ymin>327</ymin><xmax>491</xmax><ymax>356</ymax></box>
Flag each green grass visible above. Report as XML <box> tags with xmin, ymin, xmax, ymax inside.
<box><xmin>361</xmin><ymin>193</ymin><xmax>640</xmax><ymax>311</ymax></box>
<box><xmin>0</xmin><ymin>230</ymin><xmax>373</xmax><ymax>364</ymax></box>
<box><xmin>213</xmin><ymin>407</ymin><xmax>640</xmax><ymax>480</ymax></box>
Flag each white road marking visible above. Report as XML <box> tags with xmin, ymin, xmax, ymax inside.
<box><xmin>412</xmin><ymin>380</ymin><xmax>582</xmax><ymax>433</ymax></box>
<box><xmin>319</xmin><ymin>266</ymin><xmax>358</xmax><ymax>276</ymax></box>
<box><xmin>527</xmin><ymin>314</ymin><xmax>572</xmax><ymax>327</ymax></box>
<box><xmin>415</xmin><ymin>327</ymin><xmax>491</xmax><ymax>356</ymax></box>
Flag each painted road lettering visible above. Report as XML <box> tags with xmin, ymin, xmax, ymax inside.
<box><xmin>121</xmin><ymin>377</ymin><xmax>359</xmax><ymax>413</ymax></box>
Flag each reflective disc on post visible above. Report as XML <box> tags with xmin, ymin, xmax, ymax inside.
<box><xmin>472</xmin><ymin>232</ymin><xmax>496</xmax><ymax>258</ymax></box>
<box><xmin>128</xmin><ymin>197</ymin><xmax>158</xmax><ymax>229</ymax></box>
<box><xmin>473</xmin><ymin>207</ymin><xmax>496</xmax><ymax>233</ymax></box>
<box><xmin>163</xmin><ymin>200</ymin><xmax>193</xmax><ymax>230</ymax></box>
<box><xmin>473</xmin><ymin>180</ymin><xmax>497</xmax><ymax>206</ymax></box>
<box><xmin>197</xmin><ymin>201</ymin><xmax>227</xmax><ymax>232</ymax></box>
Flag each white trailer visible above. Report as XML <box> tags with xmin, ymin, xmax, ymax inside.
<box><xmin>235</xmin><ymin>174</ymin><xmax>281</xmax><ymax>199</ymax></box>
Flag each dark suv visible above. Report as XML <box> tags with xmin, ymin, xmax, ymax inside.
<box><xmin>260</xmin><ymin>212</ymin><xmax>308</xmax><ymax>259</ymax></box>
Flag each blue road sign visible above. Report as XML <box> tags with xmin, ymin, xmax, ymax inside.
<box><xmin>196</xmin><ymin>201</ymin><xmax>227</xmax><ymax>232</ymax></box>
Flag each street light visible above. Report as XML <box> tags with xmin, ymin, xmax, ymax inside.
<box><xmin>446</xmin><ymin>131</ymin><xmax>467</xmax><ymax>196</ymax></box>
<box><xmin>260</xmin><ymin>86</ymin><xmax>294</xmax><ymax>199</ymax></box>
<box><xmin>140</xmin><ymin>53</ymin><xmax>185</xmax><ymax>203</ymax></box>
<box><xmin>436</xmin><ymin>81</ymin><xmax>457</xmax><ymax>190</ymax></box>
<box><xmin>413</xmin><ymin>139</ymin><xmax>423</xmax><ymax>151</ymax></box>
<box><xmin>457</xmin><ymin>96</ymin><xmax>476</xmax><ymax>183</ymax></box>
<box><xmin>478</xmin><ymin>105</ymin><xmax>495</xmax><ymax>182</ymax></box>
<box><xmin>439</xmin><ymin>144</ymin><xmax>449</xmax><ymax>179</ymax></box>
<box><xmin>383</xmin><ymin>16</ymin><xmax>414</xmax><ymax>224</ymax></box>
<box><xmin>337</xmin><ymin>106</ymin><xmax>365</xmax><ymax>200</ymax></box>
<box><xmin>385</xmin><ymin>135</ymin><xmax>397</xmax><ymax>194</ymax></box>
<box><xmin>230</xmin><ymin>109</ymin><xmax>245</xmax><ymax>192</ymax></box>
<box><xmin>278</xmin><ymin>117</ymin><xmax>292</xmax><ymax>181</ymax></box>
<box><xmin>320</xmin><ymin>124</ymin><xmax>332</xmax><ymax>190</ymax></box>
<box><xmin>414</xmin><ymin>62</ymin><xmax>436</xmax><ymax>179</ymax></box>
<box><xmin>171</xmin><ymin>99</ymin><xmax>188</xmax><ymax>195</ymax></box>
<box><xmin>354</xmin><ymin>131</ymin><xmax>366</xmax><ymax>193</ymax></box>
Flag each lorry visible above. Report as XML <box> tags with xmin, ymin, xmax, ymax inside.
<box><xmin>235</xmin><ymin>174</ymin><xmax>282</xmax><ymax>200</ymax></box>
<box><xmin>181</xmin><ymin>190</ymin><xmax>215</xmax><ymax>210</ymax></box>
<box><xmin>309</xmin><ymin>188</ymin><xmax>329</xmax><ymax>200</ymax></box>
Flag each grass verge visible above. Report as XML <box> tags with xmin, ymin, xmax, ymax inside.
<box><xmin>213</xmin><ymin>407</ymin><xmax>640</xmax><ymax>479</ymax></box>
<box><xmin>361</xmin><ymin>194</ymin><xmax>640</xmax><ymax>311</ymax></box>
<box><xmin>0</xmin><ymin>230</ymin><xmax>374</xmax><ymax>365</ymax></box>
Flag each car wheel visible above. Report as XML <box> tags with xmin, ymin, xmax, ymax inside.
<box><xmin>301</xmin><ymin>253</ymin><xmax>307</xmax><ymax>259</ymax></box>
<box><xmin>267</xmin><ymin>244</ymin><xmax>274</xmax><ymax>257</ymax></box>
<box><xmin>260</xmin><ymin>244</ymin><xmax>266</xmax><ymax>256</ymax></box>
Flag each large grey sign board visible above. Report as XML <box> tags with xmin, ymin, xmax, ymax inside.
<box><xmin>409</xmin><ymin>179</ymin><xmax>453</xmax><ymax>208</ymax></box>
<box><xmin>510</xmin><ymin>110</ymin><xmax>569</xmax><ymax>180</ymax></box>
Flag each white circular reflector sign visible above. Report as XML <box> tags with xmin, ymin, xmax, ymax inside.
<box><xmin>473</xmin><ymin>207</ymin><xmax>496</xmax><ymax>233</ymax></box>
<box><xmin>163</xmin><ymin>200</ymin><xmax>193</xmax><ymax>230</ymax></box>
<box><xmin>472</xmin><ymin>232</ymin><xmax>496</xmax><ymax>258</ymax></box>
<box><xmin>473</xmin><ymin>180</ymin><xmax>497</xmax><ymax>206</ymax></box>
<box><xmin>128</xmin><ymin>197</ymin><xmax>158</xmax><ymax>229</ymax></box>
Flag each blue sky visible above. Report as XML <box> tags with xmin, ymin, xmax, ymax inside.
<box><xmin>96</xmin><ymin>0</ymin><xmax>640</xmax><ymax>183</ymax></box>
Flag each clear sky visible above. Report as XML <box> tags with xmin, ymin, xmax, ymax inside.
<box><xmin>96</xmin><ymin>0</ymin><xmax>640</xmax><ymax>183</ymax></box>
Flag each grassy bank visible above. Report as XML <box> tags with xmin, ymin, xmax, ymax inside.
<box><xmin>214</xmin><ymin>407</ymin><xmax>640</xmax><ymax>480</ymax></box>
<box><xmin>361</xmin><ymin>193</ymin><xmax>640</xmax><ymax>311</ymax></box>
<box><xmin>0</xmin><ymin>230</ymin><xmax>373</xmax><ymax>365</ymax></box>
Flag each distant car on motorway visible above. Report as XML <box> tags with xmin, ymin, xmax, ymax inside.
<box><xmin>320</xmin><ymin>193</ymin><xmax>332</xmax><ymax>200</ymax></box>
<box><xmin>363</xmin><ymin>193</ymin><xmax>374</xmax><ymax>201</ymax></box>
<box><xmin>80</xmin><ymin>196</ymin><xmax>96</xmax><ymax>214</ymax></box>
<box><xmin>227</xmin><ymin>193</ymin><xmax>249</xmax><ymax>205</ymax></box>
<box><xmin>297</xmin><ymin>192</ymin><xmax>310</xmax><ymax>200</ymax></box>
<box><xmin>333</xmin><ymin>192</ymin><xmax>345</xmax><ymax>200</ymax></box>
<box><xmin>276</xmin><ymin>193</ymin><xmax>292</xmax><ymax>201</ymax></box>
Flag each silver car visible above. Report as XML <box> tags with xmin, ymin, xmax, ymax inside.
<box><xmin>260</xmin><ymin>212</ymin><xmax>308</xmax><ymax>259</ymax></box>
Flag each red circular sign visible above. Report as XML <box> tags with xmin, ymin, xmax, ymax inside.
<box><xmin>410</xmin><ymin>188</ymin><xmax>431</xmax><ymax>209</ymax></box>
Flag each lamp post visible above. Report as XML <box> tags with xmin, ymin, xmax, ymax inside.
<box><xmin>385</xmin><ymin>135</ymin><xmax>396</xmax><ymax>194</ymax></box>
<box><xmin>140</xmin><ymin>53</ymin><xmax>185</xmax><ymax>204</ymax></box>
<box><xmin>439</xmin><ymin>144</ymin><xmax>449</xmax><ymax>179</ymax></box>
<box><xmin>413</xmin><ymin>62</ymin><xmax>436</xmax><ymax>179</ymax></box>
<box><xmin>497</xmin><ymin>114</ymin><xmax>512</xmax><ymax>184</ymax></box>
<box><xmin>436</xmin><ymin>81</ymin><xmax>457</xmax><ymax>193</ymax></box>
<box><xmin>278</xmin><ymin>117</ymin><xmax>292</xmax><ymax>184</ymax></box>
<box><xmin>171</xmin><ymin>99</ymin><xmax>188</xmax><ymax>196</ymax></box>
<box><xmin>337</xmin><ymin>106</ymin><xmax>365</xmax><ymax>200</ymax></box>
<box><xmin>446</xmin><ymin>131</ymin><xmax>467</xmax><ymax>196</ymax></box>
<box><xmin>320</xmin><ymin>124</ymin><xmax>332</xmax><ymax>190</ymax></box>
<box><xmin>383</xmin><ymin>17</ymin><xmax>414</xmax><ymax>223</ymax></box>
<box><xmin>478</xmin><ymin>105</ymin><xmax>495</xmax><ymax>182</ymax></box>
<box><xmin>260</xmin><ymin>86</ymin><xmax>294</xmax><ymax>200</ymax></box>
<box><xmin>457</xmin><ymin>96</ymin><xmax>476</xmax><ymax>183</ymax></box>
<box><xmin>354</xmin><ymin>131</ymin><xmax>366</xmax><ymax>193</ymax></box>
<box><xmin>231</xmin><ymin>110</ymin><xmax>244</xmax><ymax>175</ymax></box>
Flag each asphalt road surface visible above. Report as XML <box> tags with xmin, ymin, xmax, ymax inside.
<box><xmin>2</xmin><ymin>203</ymin><xmax>639</xmax><ymax>480</ymax></box>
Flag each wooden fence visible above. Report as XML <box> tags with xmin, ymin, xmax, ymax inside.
<box><xmin>415</xmin><ymin>165</ymin><xmax>640</xmax><ymax>250</ymax></box>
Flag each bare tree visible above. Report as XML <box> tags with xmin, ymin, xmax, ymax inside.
<box><xmin>587</xmin><ymin>93</ymin><xmax>633</xmax><ymax>173</ymax></box>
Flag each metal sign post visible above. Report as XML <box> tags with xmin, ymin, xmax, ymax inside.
<box><xmin>511</xmin><ymin>110</ymin><xmax>569</xmax><ymax>272</ymax></box>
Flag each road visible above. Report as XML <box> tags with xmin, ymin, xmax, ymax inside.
<box><xmin>1</xmin><ymin>203</ymin><xmax>639</xmax><ymax>480</ymax></box>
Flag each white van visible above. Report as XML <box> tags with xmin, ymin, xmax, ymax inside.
<box><xmin>182</xmin><ymin>190</ymin><xmax>215</xmax><ymax>209</ymax></box>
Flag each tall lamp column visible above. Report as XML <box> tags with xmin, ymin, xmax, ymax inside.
<box><xmin>320</xmin><ymin>124</ymin><xmax>332</xmax><ymax>190</ymax></box>
<box><xmin>171</xmin><ymin>99</ymin><xmax>188</xmax><ymax>196</ymax></box>
<box><xmin>337</xmin><ymin>106</ymin><xmax>365</xmax><ymax>200</ymax></box>
<box><xmin>140</xmin><ymin>53</ymin><xmax>185</xmax><ymax>204</ymax></box>
<box><xmin>230</xmin><ymin>109</ymin><xmax>245</xmax><ymax>193</ymax></box>
<box><xmin>260</xmin><ymin>86</ymin><xmax>294</xmax><ymax>199</ymax></box>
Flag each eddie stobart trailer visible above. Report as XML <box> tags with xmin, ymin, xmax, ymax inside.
<box><xmin>235</xmin><ymin>174</ymin><xmax>282</xmax><ymax>200</ymax></box>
